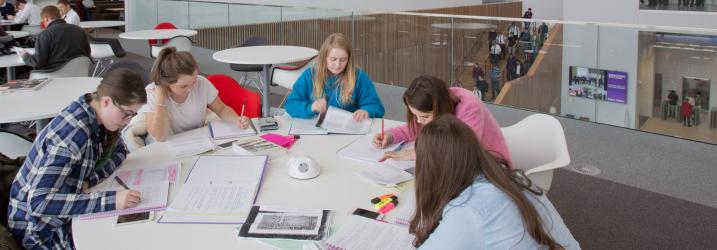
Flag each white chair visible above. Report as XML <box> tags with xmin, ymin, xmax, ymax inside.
<box><xmin>500</xmin><ymin>114</ymin><xmax>570</xmax><ymax>192</ymax></box>
<box><xmin>150</xmin><ymin>36</ymin><xmax>192</xmax><ymax>58</ymax></box>
<box><xmin>29</xmin><ymin>56</ymin><xmax>92</xmax><ymax>80</ymax></box>
<box><xmin>0</xmin><ymin>130</ymin><xmax>33</xmax><ymax>159</ymax></box>
<box><xmin>90</xmin><ymin>38</ymin><xmax>126</xmax><ymax>76</ymax></box>
<box><xmin>270</xmin><ymin>57</ymin><xmax>316</xmax><ymax>107</ymax></box>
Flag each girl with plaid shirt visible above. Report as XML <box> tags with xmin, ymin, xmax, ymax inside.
<box><xmin>8</xmin><ymin>69</ymin><xmax>147</xmax><ymax>249</ymax></box>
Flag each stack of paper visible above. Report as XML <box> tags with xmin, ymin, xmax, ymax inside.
<box><xmin>355</xmin><ymin>165</ymin><xmax>413</xmax><ymax>187</ymax></box>
<box><xmin>337</xmin><ymin>134</ymin><xmax>403</xmax><ymax>163</ymax></box>
<box><xmin>208</xmin><ymin>120</ymin><xmax>257</xmax><ymax>139</ymax></box>
<box><xmin>326</xmin><ymin>215</ymin><xmax>415</xmax><ymax>250</ymax></box>
<box><xmin>158</xmin><ymin>155</ymin><xmax>268</xmax><ymax>224</ymax></box>
<box><xmin>166</xmin><ymin>136</ymin><xmax>215</xmax><ymax>158</ymax></box>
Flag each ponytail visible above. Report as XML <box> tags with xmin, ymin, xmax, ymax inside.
<box><xmin>150</xmin><ymin>47</ymin><xmax>198</xmax><ymax>87</ymax></box>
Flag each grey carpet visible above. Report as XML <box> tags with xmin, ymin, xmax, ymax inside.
<box><xmin>549</xmin><ymin>169</ymin><xmax>717</xmax><ymax>250</ymax></box>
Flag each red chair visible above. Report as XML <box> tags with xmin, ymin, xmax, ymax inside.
<box><xmin>148</xmin><ymin>22</ymin><xmax>177</xmax><ymax>46</ymax></box>
<box><xmin>207</xmin><ymin>74</ymin><xmax>262</xmax><ymax>118</ymax></box>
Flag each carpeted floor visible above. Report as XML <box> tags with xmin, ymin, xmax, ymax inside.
<box><xmin>549</xmin><ymin>169</ymin><xmax>717</xmax><ymax>250</ymax></box>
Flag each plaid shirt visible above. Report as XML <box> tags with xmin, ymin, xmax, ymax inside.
<box><xmin>9</xmin><ymin>94</ymin><xmax>127</xmax><ymax>250</ymax></box>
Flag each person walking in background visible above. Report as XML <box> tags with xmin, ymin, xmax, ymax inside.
<box><xmin>490</xmin><ymin>65</ymin><xmax>502</xmax><ymax>99</ymax></box>
<box><xmin>682</xmin><ymin>97</ymin><xmax>693</xmax><ymax>127</ymax></box>
<box><xmin>523</xmin><ymin>8</ymin><xmax>533</xmax><ymax>28</ymax></box>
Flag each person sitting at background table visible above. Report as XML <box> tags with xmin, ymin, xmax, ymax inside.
<box><xmin>285</xmin><ymin>32</ymin><xmax>384</xmax><ymax>121</ymax></box>
<box><xmin>373</xmin><ymin>76</ymin><xmax>513</xmax><ymax>169</ymax></box>
<box><xmin>0</xmin><ymin>0</ymin><xmax>15</xmax><ymax>20</ymax></box>
<box><xmin>8</xmin><ymin>69</ymin><xmax>147</xmax><ymax>250</ymax></box>
<box><xmin>409</xmin><ymin>115</ymin><xmax>580</xmax><ymax>249</ymax></box>
<box><xmin>140</xmin><ymin>47</ymin><xmax>250</xmax><ymax>142</ymax></box>
<box><xmin>18</xmin><ymin>5</ymin><xmax>89</xmax><ymax>71</ymax></box>
<box><xmin>56</xmin><ymin>0</ymin><xmax>79</xmax><ymax>26</ymax></box>
<box><xmin>7</xmin><ymin>0</ymin><xmax>41</xmax><ymax>26</ymax></box>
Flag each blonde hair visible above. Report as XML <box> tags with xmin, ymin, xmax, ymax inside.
<box><xmin>312</xmin><ymin>33</ymin><xmax>356</xmax><ymax>105</ymax></box>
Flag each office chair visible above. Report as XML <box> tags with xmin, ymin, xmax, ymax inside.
<box><xmin>207</xmin><ymin>74</ymin><xmax>261</xmax><ymax>118</ymax></box>
<box><xmin>229</xmin><ymin>36</ymin><xmax>269</xmax><ymax>96</ymax></box>
<box><xmin>89</xmin><ymin>37</ymin><xmax>126</xmax><ymax>76</ymax></box>
<box><xmin>270</xmin><ymin>56</ymin><xmax>316</xmax><ymax>107</ymax></box>
<box><xmin>29</xmin><ymin>56</ymin><xmax>92</xmax><ymax>79</ymax></box>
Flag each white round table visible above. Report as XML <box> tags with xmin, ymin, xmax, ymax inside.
<box><xmin>119</xmin><ymin>29</ymin><xmax>197</xmax><ymax>45</ymax></box>
<box><xmin>80</xmin><ymin>21</ymin><xmax>126</xmax><ymax>36</ymax></box>
<box><xmin>72</xmin><ymin>116</ymin><xmax>408</xmax><ymax>249</ymax></box>
<box><xmin>0</xmin><ymin>77</ymin><xmax>102</xmax><ymax>132</ymax></box>
<box><xmin>6</xmin><ymin>31</ymin><xmax>29</xmax><ymax>39</ymax></box>
<box><xmin>213</xmin><ymin>46</ymin><xmax>318</xmax><ymax>117</ymax></box>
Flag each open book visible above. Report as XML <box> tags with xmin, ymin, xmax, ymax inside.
<box><xmin>237</xmin><ymin>205</ymin><xmax>332</xmax><ymax>240</ymax></box>
<box><xmin>0</xmin><ymin>78</ymin><xmax>50</xmax><ymax>93</ymax></box>
<box><xmin>289</xmin><ymin>106</ymin><xmax>372</xmax><ymax>135</ymax></box>
<box><xmin>208</xmin><ymin>120</ymin><xmax>257</xmax><ymax>139</ymax></box>
<box><xmin>158</xmin><ymin>155</ymin><xmax>268</xmax><ymax>224</ymax></box>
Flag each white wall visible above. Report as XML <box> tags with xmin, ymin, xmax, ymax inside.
<box><xmin>637</xmin><ymin>32</ymin><xmax>656</xmax><ymax>119</ymax></box>
<box><xmin>654</xmin><ymin>48</ymin><xmax>717</xmax><ymax>110</ymax></box>
<box><xmin>522</xmin><ymin>0</ymin><xmax>563</xmax><ymax>20</ymax></box>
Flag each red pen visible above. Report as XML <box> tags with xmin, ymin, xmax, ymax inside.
<box><xmin>381</xmin><ymin>119</ymin><xmax>385</xmax><ymax>141</ymax></box>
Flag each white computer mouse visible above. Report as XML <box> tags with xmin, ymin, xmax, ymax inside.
<box><xmin>287</xmin><ymin>156</ymin><xmax>320</xmax><ymax>180</ymax></box>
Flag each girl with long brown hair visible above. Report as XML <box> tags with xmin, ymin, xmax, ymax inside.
<box><xmin>410</xmin><ymin>115</ymin><xmax>579</xmax><ymax>249</ymax></box>
<box><xmin>141</xmin><ymin>47</ymin><xmax>250</xmax><ymax>142</ymax></box>
<box><xmin>285</xmin><ymin>33</ymin><xmax>384</xmax><ymax>121</ymax></box>
<box><xmin>373</xmin><ymin>76</ymin><xmax>512</xmax><ymax>168</ymax></box>
<box><xmin>9</xmin><ymin>69</ymin><xmax>148</xmax><ymax>249</ymax></box>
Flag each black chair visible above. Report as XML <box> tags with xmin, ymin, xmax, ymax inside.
<box><xmin>229</xmin><ymin>36</ymin><xmax>269</xmax><ymax>95</ymax></box>
<box><xmin>101</xmin><ymin>60</ymin><xmax>150</xmax><ymax>86</ymax></box>
<box><xmin>89</xmin><ymin>37</ymin><xmax>126</xmax><ymax>76</ymax></box>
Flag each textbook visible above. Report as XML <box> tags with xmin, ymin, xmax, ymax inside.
<box><xmin>208</xmin><ymin>120</ymin><xmax>257</xmax><ymax>140</ymax></box>
<box><xmin>231</xmin><ymin>136</ymin><xmax>287</xmax><ymax>158</ymax></box>
<box><xmin>0</xmin><ymin>78</ymin><xmax>50</xmax><ymax>93</ymax></box>
<box><xmin>289</xmin><ymin>107</ymin><xmax>372</xmax><ymax>135</ymax></box>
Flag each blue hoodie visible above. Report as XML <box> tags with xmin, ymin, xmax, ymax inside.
<box><xmin>285</xmin><ymin>67</ymin><xmax>385</xmax><ymax>119</ymax></box>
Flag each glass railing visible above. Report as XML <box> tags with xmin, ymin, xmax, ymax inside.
<box><xmin>640</xmin><ymin>0</ymin><xmax>717</xmax><ymax>12</ymax></box>
<box><xmin>128</xmin><ymin>0</ymin><xmax>717</xmax><ymax>145</ymax></box>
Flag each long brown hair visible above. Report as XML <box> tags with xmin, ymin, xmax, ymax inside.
<box><xmin>410</xmin><ymin>115</ymin><xmax>563</xmax><ymax>249</ymax></box>
<box><xmin>312</xmin><ymin>33</ymin><xmax>356</xmax><ymax>105</ymax></box>
<box><xmin>403</xmin><ymin>76</ymin><xmax>456</xmax><ymax>136</ymax></box>
<box><xmin>91</xmin><ymin>68</ymin><xmax>147</xmax><ymax>153</ymax></box>
<box><xmin>151</xmin><ymin>47</ymin><xmax>198</xmax><ymax>87</ymax></box>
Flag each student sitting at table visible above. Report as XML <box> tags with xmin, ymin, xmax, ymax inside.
<box><xmin>372</xmin><ymin>76</ymin><xmax>513</xmax><ymax>168</ymax></box>
<box><xmin>141</xmin><ymin>47</ymin><xmax>250</xmax><ymax>142</ymax></box>
<box><xmin>8</xmin><ymin>69</ymin><xmax>147</xmax><ymax>250</ymax></box>
<box><xmin>7</xmin><ymin>0</ymin><xmax>42</xmax><ymax>26</ymax></box>
<box><xmin>409</xmin><ymin>115</ymin><xmax>580</xmax><ymax>250</ymax></box>
<box><xmin>285</xmin><ymin>33</ymin><xmax>384</xmax><ymax>121</ymax></box>
<box><xmin>56</xmin><ymin>0</ymin><xmax>80</xmax><ymax>26</ymax></box>
<box><xmin>18</xmin><ymin>5</ymin><xmax>90</xmax><ymax>71</ymax></box>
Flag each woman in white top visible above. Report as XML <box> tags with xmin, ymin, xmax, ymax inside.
<box><xmin>140</xmin><ymin>47</ymin><xmax>251</xmax><ymax>142</ymax></box>
<box><xmin>57</xmin><ymin>0</ymin><xmax>80</xmax><ymax>26</ymax></box>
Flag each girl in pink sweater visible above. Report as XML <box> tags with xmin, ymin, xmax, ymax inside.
<box><xmin>373</xmin><ymin>76</ymin><xmax>513</xmax><ymax>168</ymax></box>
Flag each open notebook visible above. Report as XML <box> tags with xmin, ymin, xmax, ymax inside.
<box><xmin>78</xmin><ymin>163</ymin><xmax>180</xmax><ymax>220</ymax></box>
<box><xmin>337</xmin><ymin>134</ymin><xmax>404</xmax><ymax>163</ymax></box>
<box><xmin>208</xmin><ymin>120</ymin><xmax>257</xmax><ymax>139</ymax></box>
<box><xmin>158</xmin><ymin>155</ymin><xmax>268</xmax><ymax>224</ymax></box>
<box><xmin>289</xmin><ymin>107</ymin><xmax>372</xmax><ymax>135</ymax></box>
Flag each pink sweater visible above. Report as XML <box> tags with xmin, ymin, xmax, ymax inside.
<box><xmin>387</xmin><ymin>87</ymin><xmax>513</xmax><ymax>168</ymax></box>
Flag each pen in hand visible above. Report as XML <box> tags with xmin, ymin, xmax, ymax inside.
<box><xmin>114</xmin><ymin>176</ymin><xmax>130</xmax><ymax>190</ymax></box>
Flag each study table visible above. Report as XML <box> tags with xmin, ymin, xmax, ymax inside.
<box><xmin>6</xmin><ymin>31</ymin><xmax>29</xmax><ymax>39</ymax></box>
<box><xmin>119</xmin><ymin>29</ymin><xmax>197</xmax><ymax>46</ymax></box>
<box><xmin>79</xmin><ymin>21</ymin><xmax>126</xmax><ymax>36</ymax></box>
<box><xmin>0</xmin><ymin>53</ymin><xmax>25</xmax><ymax>80</ymax></box>
<box><xmin>213</xmin><ymin>46</ymin><xmax>318</xmax><ymax>117</ymax></box>
<box><xmin>0</xmin><ymin>77</ymin><xmax>102</xmax><ymax>133</ymax></box>
<box><xmin>72</xmin><ymin>115</ymin><xmax>407</xmax><ymax>249</ymax></box>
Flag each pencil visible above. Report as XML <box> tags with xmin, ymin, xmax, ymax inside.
<box><xmin>240</xmin><ymin>100</ymin><xmax>246</xmax><ymax>117</ymax></box>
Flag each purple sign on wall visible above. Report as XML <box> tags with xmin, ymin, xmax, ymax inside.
<box><xmin>606</xmin><ymin>71</ymin><xmax>628</xmax><ymax>104</ymax></box>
